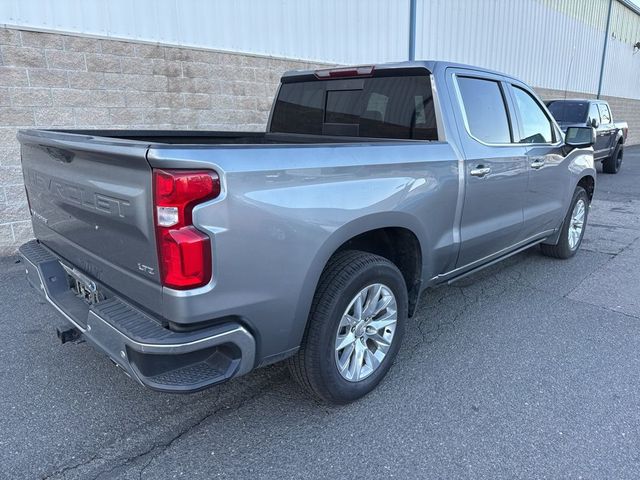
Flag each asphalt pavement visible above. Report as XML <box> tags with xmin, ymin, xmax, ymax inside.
<box><xmin>1</xmin><ymin>147</ymin><xmax>640</xmax><ymax>479</ymax></box>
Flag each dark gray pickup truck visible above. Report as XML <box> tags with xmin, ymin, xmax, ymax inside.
<box><xmin>546</xmin><ymin>99</ymin><xmax>628</xmax><ymax>174</ymax></box>
<box><xmin>18</xmin><ymin>61</ymin><xmax>597</xmax><ymax>403</ymax></box>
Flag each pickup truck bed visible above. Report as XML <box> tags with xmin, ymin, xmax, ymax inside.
<box><xmin>47</xmin><ymin>129</ymin><xmax>399</xmax><ymax>144</ymax></box>
<box><xmin>18</xmin><ymin>60</ymin><xmax>597</xmax><ymax>403</ymax></box>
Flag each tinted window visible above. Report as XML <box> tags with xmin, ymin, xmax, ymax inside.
<box><xmin>513</xmin><ymin>86</ymin><xmax>553</xmax><ymax>143</ymax></box>
<box><xmin>270</xmin><ymin>75</ymin><xmax>437</xmax><ymax>140</ymax></box>
<box><xmin>457</xmin><ymin>77</ymin><xmax>511</xmax><ymax>144</ymax></box>
<box><xmin>547</xmin><ymin>101</ymin><xmax>588</xmax><ymax>124</ymax></box>
<box><xmin>597</xmin><ymin>103</ymin><xmax>611</xmax><ymax>124</ymax></box>
<box><xmin>270</xmin><ymin>81</ymin><xmax>325</xmax><ymax>135</ymax></box>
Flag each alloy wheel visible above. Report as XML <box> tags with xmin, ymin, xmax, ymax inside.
<box><xmin>334</xmin><ymin>283</ymin><xmax>398</xmax><ymax>382</ymax></box>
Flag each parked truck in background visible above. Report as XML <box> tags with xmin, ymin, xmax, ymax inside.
<box><xmin>546</xmin><ymin>99</ymin><xmax>628</xmax><ymax>174</ymax></box>
<box><xmin>18</xmin><ymin>61</ymin><xmax>597</xmax><ymax>404</ymax></box>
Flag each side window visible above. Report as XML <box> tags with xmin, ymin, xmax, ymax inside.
<box><xmin>512</xmin><ymin>86</ymin><xmax>554</xmax><ymax>144</ymax></box>
<box><xmin>597</xmin><ymin>104</ymin><xmax>611</xmax><ymax>124</ymax></box>
<box><xmin>588</xmin><ymin>103</ymin><xmax>600</xmax><ymax>125</ymax></box>
<box><xmin>457</xmin><ymin>76</ymin><xmax>512</xmax><ymax>144</ymax></box>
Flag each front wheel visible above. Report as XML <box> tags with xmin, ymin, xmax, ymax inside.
<box><xmin>288</xmin><ymin>250</ymin><xmax>408</xmax><ymax>404</ymax></box>
<box><xmin>540</xmin><ymin>186</ymin><xmax>589</xmax><ymax>259</ymax></box>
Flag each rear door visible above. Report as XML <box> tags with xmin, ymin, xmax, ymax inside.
<box><xmin>507</xmin><ymin>83</ymin><xmax>567</xmax><ymax>236</ymax></box>
<box><xmin>448</xmin><ymin>70</ymin><xmax>528</xmax><ymax>267</ymax></box>
<box><xmin>19</xmin><ymin>130</ymin><xmax>162</xmax><ymax>311</ymax></box>
<box><xmin>596</xmin><ymin>103</ymin><xmax>615</xmax><ymax>156</ymax></box>
<box><xmin>586</xmin><ymin>103</ymin><xmax>606</xmax><ymax>159</ymax></box>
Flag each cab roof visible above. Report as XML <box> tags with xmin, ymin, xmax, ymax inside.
<box><xmin>281</xmin><ymin>60</ymin><xmax>522</xmax><ymax>83</ymax></box>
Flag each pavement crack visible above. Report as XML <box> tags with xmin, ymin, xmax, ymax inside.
<box><xmin>38</xmin><ymin>370</ymin><xmax>287</xmax><ymax>480</ymax></box>
<box><xmin>41</xmin><ymin>453</ymin><xmax>102</xmax><ymax>480</ymax></box>
<box><xmin>562</xmin><ymin>295</ymin><xmax>640</xmax><ymax>321</ymax></box>
<box><xmin>117</xmin><ymin>375</ymin><xmax>286</xmax><ymax>480</ymax></box>
<box><xmin>564</xmin><ymin>235</ymin><xmax>640</xmax><ymax>300</ymax></box>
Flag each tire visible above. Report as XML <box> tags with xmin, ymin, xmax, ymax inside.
<box><xmin>540</xmin><ymin>187</ymin><xmax>589</xmax><ymax>259</ymax></box>
<box><xmin>288</xmin><ymin>250</ymin><xmax>408</xmax><ymax>404</ymax></box>
<box><xmin>602</xmin><ymin>142</ymin><xmax>623</xmax><ymax>174</ymax></box>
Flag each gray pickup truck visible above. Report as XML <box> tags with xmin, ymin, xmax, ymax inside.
<box><xmin>18</xmin><ymin>61</ymin><xmax>596</xmax><ymax>404</ymax></box>
<box><xmin>546</xmin><ymin>99</ymin><xmax>628</xmax><ymax>174</ymax></box>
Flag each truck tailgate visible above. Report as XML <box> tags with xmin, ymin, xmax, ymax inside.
<box><xmin>18</xmin><ymin>130</ymin><xmax>162</xmax><ymax>311</ymax></box>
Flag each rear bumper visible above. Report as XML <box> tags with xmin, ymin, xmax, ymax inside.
<box><xmin>19</xmin><ymin>240</ymin><xmax>256</xmax><ymax>393</ymax></box>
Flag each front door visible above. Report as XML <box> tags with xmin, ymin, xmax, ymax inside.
<box><xmin>449</xmin><ymin>72</ymin><xmax>528</xmax><ymax>268</ymax></box>
<box><xmin>508</xmin><ymin>84</ymin><xmax>567</xmax><ymax>235</ymax></box>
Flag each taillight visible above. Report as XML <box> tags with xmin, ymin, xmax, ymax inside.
<box><xmin>153</xmin><ymin>169</ymin><xmax>220</xmax><ymax>289</ymax></box>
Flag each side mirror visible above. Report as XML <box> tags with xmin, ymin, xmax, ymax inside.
<box><xmin>565</xmin><ymin>126</ymin><xmax>596</xmax><ymax>148</ymax></box>
<box><xmin>590</xmin><ymin>117</ymin><xmax>599</xmax><ymax>128</ymax></box>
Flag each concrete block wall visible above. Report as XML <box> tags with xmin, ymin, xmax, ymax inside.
<box><xmin>0</xmin><ymin>27</ymin><xmax>324</xmax><ymax>254</ymax></box>
<box><xmin>1</xmin><ymin>27</ymin><xmax>639</xmax><ymax>255</ymax></box>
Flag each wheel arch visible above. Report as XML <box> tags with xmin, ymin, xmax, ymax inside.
<box><xmin>577</xmin><ymin>174</ymin><xmax>595</xmax><ymax>202</ymax></box>
<box><xmin>544</xmin><ymin>173</ymin><xmax>595</xmax><ymax>246</ymax></box>
<box><xmin>290</xmin><ymin>212</ymin><xmax>428</xmax><ymax>350</ymax></box>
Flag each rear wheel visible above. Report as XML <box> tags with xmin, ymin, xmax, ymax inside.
<box><xmin>540</xmin><ymin>187</ymin><xmax>589</xmax><ymax>259</ymax></box>
<box><xmin>602</xmin><ymin>142</ymin><xmax>623</xmax><ymax>174</ymax></box>
<box><xmin>288</xmin><ymin>250</ymin><xmax>407</xmax><ymax>404</ymax></box>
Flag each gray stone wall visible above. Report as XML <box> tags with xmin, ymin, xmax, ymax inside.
<box><xmin>0</xmin><ymin>27</ymin><xmax>324</xmax><ymax>254</ymax></box>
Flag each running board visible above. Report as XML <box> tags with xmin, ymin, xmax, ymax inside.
<box><xmin>446</xmin><ymin>238</ymin><xmax>546</xmax><ymax>285</ymax></box>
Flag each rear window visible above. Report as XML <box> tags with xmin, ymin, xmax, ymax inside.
<box><xmin>269</xmin><ymin>75</ymin><xmax>438</xmax><ymax>140</ymax></box>
<box><xmin>546</xmin><ymin>101</ymin><xmax>588</xmax><ymax>123</ymax></box>
<box><xmin>456</xmin><ymin>76</ymin><xmax>512</xmax><ymax>144</ymax></box>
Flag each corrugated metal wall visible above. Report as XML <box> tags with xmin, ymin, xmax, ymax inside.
<box><xmin>414</xmin><ymin>0</ymin><xmax>640</xmax><ymax>100</ymax></box>
<box><xmin>0</xmin><ymin>0</ymin><xmax>409</xmax><ymax>64</ymax></box>
<box><xmin>602</xmin><ymin>0</ymin><xmax>640</xmax><ymax>98</ymax></box>
<box><xmin>415</xmin><ymin>0</ymin><xmax>609</xmax><ymax>95</ymax></box>
<box><xmin>1</xmin><ymin>0</ymin><xmax>639</xmax><ymax>99</ymax></box>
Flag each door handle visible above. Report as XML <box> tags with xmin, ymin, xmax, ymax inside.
<box><xmin>530</xmin><ymin>159</ymin><xmax>545</xmax><ymax>169</ymax></box>
<box><xmin>470</xmin><ymin>166</ymin><xmax>491</xmax><ymax>177</ymax></box>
